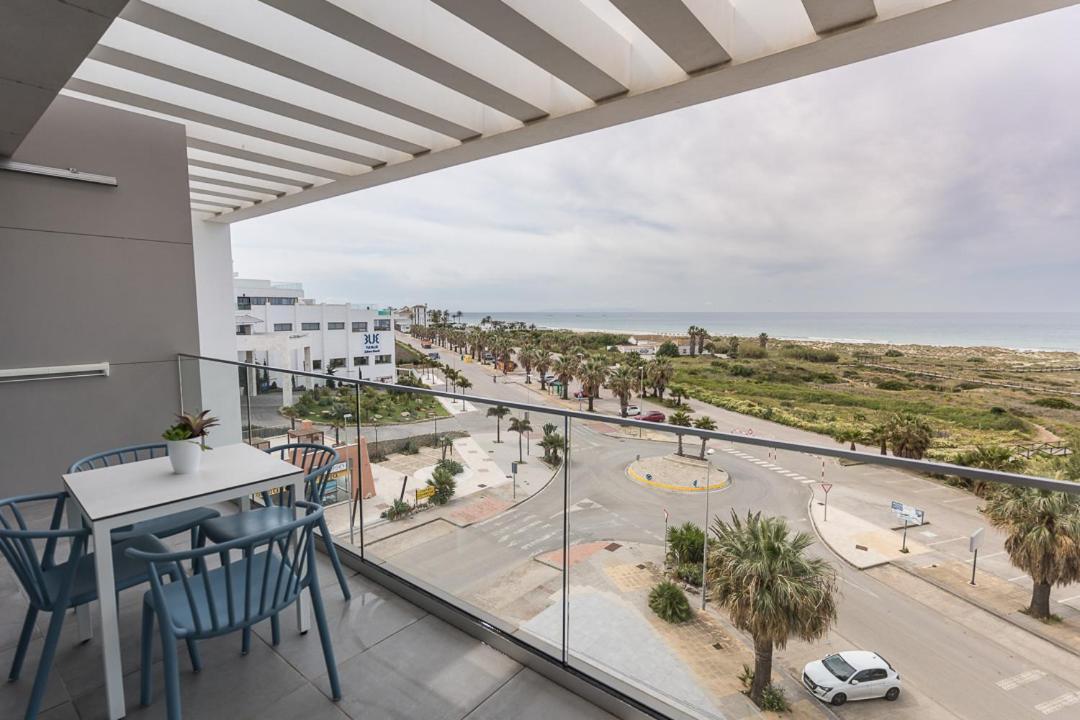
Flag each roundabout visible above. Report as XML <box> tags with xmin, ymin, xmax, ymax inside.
<box><xmin>626</xmin><ymin>452</ymin><xmax>731</xmax><ymax>493</ymax></box>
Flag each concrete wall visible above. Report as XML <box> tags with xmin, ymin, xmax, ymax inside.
<box><xmin>0</xmin><ymin>96</ymin><xmax>197</xmax><ymax>495</ymax></box>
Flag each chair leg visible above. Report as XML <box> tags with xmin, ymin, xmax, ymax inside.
<box><xmin>140</xmin><ymin>603</ymin><xmax>154</xmax><ymax>707</ymax></box>
<box><xmin>25</xmin><ymin>607</ymin><xmax>66</xmax><ymax>720</ymax></box>
<box><xmin>186</xmin><ymin>638</ymin><xmax>202</xmax><ymax>673</ymax></box>
<box><xmin>309</xmin><ymin>583</ymin><xmax>341</xmax><ymax>701</ymax></box>
<box><xmin>158</xmin><ymin>622</ymin><xmax>182</xmax><ymax>720</ymax></box>
<box><xmin>241</xmin><ymin>626</ymin><xmax>251</xmax><ymax>656</ymax></box>
<box><xmin>8</xmin><ymin>607</ymin><xmax>38</xmax><ymax>681</ymax></box>
<box><xmin>270</xmin><ymin>613</ymin><xmax>281</xmax><ymax>647</ymax></box>
<box><xmin>318</xmin><ymin>516</ymin><xmax>351</xmax><ymax>601</ymax></box>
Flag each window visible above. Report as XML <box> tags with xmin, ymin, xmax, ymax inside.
<box><xmin>273</xmin><ymin>323</ymin><xmax>293</xmax><ymax>332</ymax></box>
<box><xmin>301</xmin><ymin>322</ymin><xmax>320</xmax><ymax>331</ymax></box>
<box><xmin>867</xmin><ymin>669</ymin><xmax>888</xmax><ymax>681</ymax></box>
<box><xmin>351</xmin><ymin>321</ymin><xmax>367</xmax><ymax>332</ymax></box>
<box><xmin>269</xmin><ymin>297</ymin><xmax>296</xmax><ymax>305</ymax></box>
<box><xmin>312</xmin><ymin>360</ymin><xmax>322</xmax><ymax>370</ymax></box>
<box><xmin>236</xmin><ymin>297</ymin><xmax>251</xmax><ymax>310</ymax></box>
<box><xmin>327</xmin><ymin>322</ymin><xmax>345</xmax><ymax>330</ymax></box>
<box><xmin>235</xmin><ymin>325</ymin><xmax>252</xmax><ymax>336</ymax></box>
<box><xmin>329</xmin><ymin>358</ymin><xmax>346</xmax><ymax>369</ymax></box>
<box><xmin>374</xmin><ymin>319</ymin><xmax>391</xmax><ymax>331</ymax></box>
<box><xmin>353</xmin><ymin>356</ymin><xmax>369</xmax><ymax>366</ymax></box>
<box><xmin>822</xmin><ymin>655</ymin><xmax>855</xmax><ymax>681</ymax></box>
<box><xmin>374</xmin><ymin>354</ymin><xmax>391</xmax><ymax>365</ymax></box>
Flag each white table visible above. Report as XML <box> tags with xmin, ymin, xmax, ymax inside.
<box><xmin>63</xmin><ymin>443</ymin><xmax>306</xmax><ymax>720</ymax></box>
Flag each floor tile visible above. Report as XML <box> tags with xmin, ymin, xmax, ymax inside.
<box><xmin>464</xmin><ymin>668</ymin><xmax>616</xmax><ymax>720</ymax></box>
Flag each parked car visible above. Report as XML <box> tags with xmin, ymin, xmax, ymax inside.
<box><xmin>573</xmin><ymin>390</ymin><xmax>588</xmax><ymax>399</ymax></box>
<box><xmin>803</xmin><ymin>651</ymin><xmax>900</xmax><ymax>706</ymax></box>
<box><xmin>625</xmin><ymin>405</ymin><xmax>641</xmax><ymax>416</ymax></box>
<box><xmin>421</xmin><ymin>342</ymin><xmax>432</xmax><ymax>349</ymax></box>
<box><xmin>427</xmin><ymin>352</ymin><xmax>440</xmax><ymax>360</ymax></box>
<box><xmin>641</xmin><ymin>411</ymin><xmax>665</xmax><ymax>422</ymax></box>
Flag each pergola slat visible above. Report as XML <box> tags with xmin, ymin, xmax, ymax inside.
<box><xmin>610</xmin><ymin>0</ymin><xmax>730</xmax><ymax>74</ymax></box>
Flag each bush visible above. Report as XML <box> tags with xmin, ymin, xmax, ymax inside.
<box><xmin>737</xmin><ymin>665</ymin><xmax>791</xmax><ymax>712</ymax></box>
<box><xmin>1034</xmin><ymin>397</ymin><xmax>1077</xmax><ymax>410</ymax></box>
<box><xmin>736</xmin><ymin>345</ymin><xmax>768</xmax><ymax>359</ymax></box>
<box><xmin>382</xmin><ymin>499</ymin><xmax>412</xmax><ymax>521</ymax></box>
<box><xmin>876</xmin><ymin>380</ymin><xmax>909</xmax><ymax>391</ymax></box>
<box><xmin>427</xmin><ymin>466</ymin><xmax>456</xmax><ymax>505</ymax></box>
<box><xmin>781</xmin><ymin>346</ymin><xmax>840</xmax><ymax>363</ymax></box>
<box><xmin>966</xmin><ymin>356</ymin><xmax>987</xmax><ymax>363</ymax></box>
<box><xmin>436</xmin><ymin>458</ymin><xmax>464</xmax><ymax>475</ymax></box>
<box><xmin>400</xmin><ymin>440</ymin><xmax>419</xmax><ymax>455</ymax></box>
<box><xmin>729</xmin><ymin>364</ymin><xmax>755</xmax><ymax>377</ymax></box>
<box><xmin>667</xmin><ymin>522</ymin><xmax>705</xmax><ymax>564</ymax></box>
<box><xmin>648</xmin><ymin>581</ymin><xmax>692</xmax><ymax>623</ymax></box>
<box><xmin>657</xmin><ymin>341</ymin><xmax>679</xmax><ymax>357</ymax></box>
<box><xmin>368</xmin><ymin>450</ymin><xmax>388</xmax><ymax>463</ymax></box>
<box><xmin>674</xmin><ymin>562</ymin><xmax>703</xmax><ymax>587</ymax></box>
<box><xmin>884</xmin><ymin>349</ymin><xmax>904</xmax><ymax>357</ymax></box>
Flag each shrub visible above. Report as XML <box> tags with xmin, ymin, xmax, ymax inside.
<box><xmin>675</xmin><ymin>562</ymin><xmax>703</xmax><ymax>586</ymax></box>
<box><xmin>427</xmin><ymin>466</ymin><xmax>456</xmax><ymax>505</ymax></box>
<box><xmin>966</xmin><ymin>356</ymin><xmax>987</xmax><ymax>363</ymax></box>
<box><xmin>1034</xmin><ymin>397</ymin><xmax>1077</xmax><ymax>410</ymax></box>
<box><xmin>657</xmin><ymin>341</ymin><xmax>679</xmax><ymax>357</ymax></box>
<box><xmin>368</xmin><ymin>450</ymin><xmax>388</xmax><ymax>463</ymax></box>
<box><xmin>884</xmin><ymin>349</ymin><xmax>904</xmax><ymax>357</ymax></box>
<box><xmin>400</xmin><ymin>440</ymin><xmax>419</xmax><ymax>455</ymax></box>
<box><xmin>729</xmin><ymin>364</ymin><xmax>755</xmax><ymax>377</ymax></box>
<box><xmin>667</xmin><ymin>522</ymin><xmax>705</xmax><ymax>564</ymax></box>
<box><xmin>736</xmin><ymin>345</ymin><xmax>768</xmax><ymax>359</ymax></box>
<box><xmin>436</xmin><ymin>458</ymin><xmax>464</xmax><ymax>475</ymax></box>
<box><xmin>648</xmin><ymin>581</ymin><xmax>692</xmax><ymax>623</ymax></box>
<box><xmin>382</xmin><ymin>499</ymin><xmax>412</xmax><ymax>521</ymax></box>
<box><xmin>781</xmin><ymin>346</ymin><xmax>840</xmax><ymax>363</ymax></box>
<box><xmin>737</xmin><ymin>665</ymin><xmax>790</xmax><ymax>712</ymax></box>
<box><xmin>876</xmin><ymin>380</ymin><xmax>909</xmax><ymax>391</ymax></box>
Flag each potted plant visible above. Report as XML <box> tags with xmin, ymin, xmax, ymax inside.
<box><xmin>162</xmin><ymin>410</ymin><xmax>219</xmax><ymax>474</ymax></box>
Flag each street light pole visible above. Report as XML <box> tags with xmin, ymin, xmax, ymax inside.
<box><xmin>701</xmin><ymin>447</ymin><xmax>715</xmax><ymax>610</ymax></box>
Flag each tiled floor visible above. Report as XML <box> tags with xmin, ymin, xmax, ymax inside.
<box><xmin>0</xmin><ymin>502</ymin><xmax>615</xmax><ymax>720</ymax></box>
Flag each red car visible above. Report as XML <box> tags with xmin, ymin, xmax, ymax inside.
<box><xmin>641</xmin><ymin>411</ymin><xmax>666</xmax><ymax>423</ymax></box>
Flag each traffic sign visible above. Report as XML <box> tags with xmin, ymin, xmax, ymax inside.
<box><xmin>891</xmin><ymin>500</ymin><xmax>924</xmax><ymax>525</ymax></box>
<box><xmin>969</xmin><ymin>527</ymin><xmax>985</xmax><ymax>553</ymax></box>
<box><xmin>819</xmin><ymin>483</ymin><xmax>833</xmax><ymax>494</ymax></box>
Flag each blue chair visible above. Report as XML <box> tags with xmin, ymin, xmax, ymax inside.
<box><xmin>128</xmin><ymin>502</ymin><xmax>341</xmax><ymax>720</ymax></box>
<box><xmin>198</xmin><ymin>444</ymin><xmax>351</xmax><ymax>601</ymax></box>
<box><xmin>0</xmin><ymin>492</ymin><xmax>196</xmax><ymax>720</ymax></box>
<box><xmin>69</xmin><ymin>444</ymin><xmax>221</xmax><ymax>544</ymax></box>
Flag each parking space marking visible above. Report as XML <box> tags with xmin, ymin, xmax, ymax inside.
<box><xmin>1035</xmin><ymin>691</ymin><xmax>1080</xmax><ymax>715</ymax></box>
<box><xmin>996</xmin><ymin>670</ymin><xmax>1045</xmax><ymax>691</ymax></box>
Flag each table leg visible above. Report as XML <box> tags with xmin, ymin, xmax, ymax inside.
<box><xmin>66</xmin><ymin>502</ymin><xmax>94</xmax><ymax>643</ymax></box>
<box><xmin>92</xmin><ymin>523</ymin><xmax>126</xmax><ymax>720</ymax></box>
<box><xmin>294</xmin><ymin>478</ymin><xmax>311</xmax><ymax>634</ymax></box>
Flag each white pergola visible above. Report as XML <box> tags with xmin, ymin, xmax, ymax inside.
<box><xmin>52</xmin><ymin>0</ymin><xmax>1079</xmax><ymax>222</ymax></box>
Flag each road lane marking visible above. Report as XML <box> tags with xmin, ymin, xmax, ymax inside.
<box><xmin>1058</xmin><ymin>593</ymin><xmax>1080</xmax><ymax>603</ymax></box>
<box><xmin>996</xmin><ymin>670</ymin><xmax>1046</xmax><ymax>690</ymax></box>
<box><xmin>942</xmin><ymin>497</ymin><xmax>973</xmax><ymax>504</ymax></box>
<box><xmin>982</xmin><ymin>550</ymin><xmax>1008</xmax><ymax>559</ymax></box>
<box><xmin>839</xmin><ymin>576</ymin><xmax>879</xmax><ymax>599</ymax></box>
<box><xmin>1009</xmin><ymin>575</ymin><xmax>1029</xmax><ymax>582</ymax></box>
<box><xmin>1035</xmin><ymin>691</ymin><xmax>1080</xmax><ymax>715</ymax></box>
<box><xmin>928</xmin><ymin>536</ymin><xmax>967</xmax><ymax>546</ymax></box>
<box><xmin>801</xmin><ymin>480</ymin><xmax>815</xmax><ymax>484</ymax></box>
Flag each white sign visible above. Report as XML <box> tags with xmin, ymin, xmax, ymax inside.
<box><xmin>969</xmin><ymin>527</ymin><xmax>985</xmax><ymax>553</ymax></box>
<box><xmin>891</xmin><ymin>500</ymin><xmax>924</xmax><ymax>524</ymax></box>
<box><xmin>362</xmin><ymin>332</ymin><xmax>382</xmax><ymax>353</ymax></box>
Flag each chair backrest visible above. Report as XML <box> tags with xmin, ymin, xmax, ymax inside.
<box><xmin>68</xmin><ymin>443</ymin><xmax>168</xmax><ymax>473</ymax></box>
<box><xmin>128</xmin><ymin>502</ymin><xmax>324</xmax><ymax>639</ymax></box>
<box><xmin>261</xmin><ymin>444</ymin><xmax>338</xmax><ymax>507</ymax></box>
<box><xmin>0</xmin><ymin>492</ymin><xmax>89</xmax><ymax>611</ymax></box>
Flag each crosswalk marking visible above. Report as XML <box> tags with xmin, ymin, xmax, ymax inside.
<box><xmin>996</xmin><ymin>670</ymin><xmax>1046</xmax><ymax>691</ymax></box>
<box><xmin>1036</xmin><ymin>691</ymin><xmax>1080</xmax><ymax>715</ymax></box>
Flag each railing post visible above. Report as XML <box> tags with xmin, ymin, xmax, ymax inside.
<box><xmin>561</xmin><ymin>415</ymin><xmax>571</xmax><ymax>665</ymax></box>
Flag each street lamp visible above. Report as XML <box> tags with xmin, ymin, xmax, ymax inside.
<box><xmin>701</xmin><ymin>447</ymin><xmax>715</xmax><ymax>610</ymax></box>
<box><xmin>373</xmin><ymin>414</ymin><xmax>382</xmax><ymax>455</ymax></box>
<box><xmin>429</xmin><ymin>411</ymin><xmax>438</xmax><ymax>440</ymax></box>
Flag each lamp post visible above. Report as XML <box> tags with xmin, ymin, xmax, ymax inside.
<box><xmin>373</xmin><ymin>414</ymin><xmax>382</xmax><ymax>455</ymax></box>
<box><xmin>701</xmin><ymin>447</ymin><xmax>715</xmax><ymax>610</ymax></box>
<box><xmin>429</xmin><ymin>411</ymin><xmax>438</xmax><ymax>440</ymax></box>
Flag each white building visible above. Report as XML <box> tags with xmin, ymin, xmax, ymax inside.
<box><xmin>233</xmin><ymin>278</ymin><xmax>396</xmax><ymax>396</ymax></box>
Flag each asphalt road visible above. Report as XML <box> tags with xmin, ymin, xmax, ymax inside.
<box><xmin>257</xmin><ymin>340</ymin><xmax>1080</xmax><ymax>720</ymax></box>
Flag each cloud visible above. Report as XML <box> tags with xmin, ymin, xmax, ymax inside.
<box><xmin>233</xmin><ymin>6</ymin><xmax>1080</xmax><ymax>312</ymax></box>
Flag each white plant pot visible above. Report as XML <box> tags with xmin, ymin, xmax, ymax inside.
<box><xmin>167</xmin><ymin>439</ymin><xmax>203</xmax><ymax>474</ymax></box>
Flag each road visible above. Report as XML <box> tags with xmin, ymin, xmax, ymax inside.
<box><xmin>259</xmin><ymin>337</ymin><xmax>1080</xmax><ymax>719</ymax></box>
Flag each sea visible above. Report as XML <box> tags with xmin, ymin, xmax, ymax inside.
<box><xmin>452</xmin><ymin>312</ymin><xmax>1080</xmax><ymax>353</ymax></box>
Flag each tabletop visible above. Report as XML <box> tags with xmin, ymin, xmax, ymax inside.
<box><xmin>62</xmin><ymin>443</ymin><xmax>302</xmax><ymax>522</ymax></box>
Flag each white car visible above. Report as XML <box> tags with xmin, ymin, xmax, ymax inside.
<box><xmin>625</xmin><ymin>405</ymin><xmax>641</xmax><ymax>416</ymax></box>
<box><xmin>803</xmin><ymin>651</ymin><xmax>900</xmax><ymax>706</ymax></box>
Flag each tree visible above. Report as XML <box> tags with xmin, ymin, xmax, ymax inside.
<box><xmin>868</xmin><ymin>423</ymin><xmax>889</xmax><ymax>455</ymax></box>
<box><xmin>727</xmin><ymin>336</ymin><xmax>740</xmax><ymax>357</ymax></box>
<box><xmin>669</xmin><ymin>410</ymin><xmax>693</xmax><ymax>456</ymax></box>
<box><xmin>666</xmin><ymin>521</ymin><xmax>705</xmax><ymax>565</ymax></box>
<box><xmin>648</xmin><ymin>357</ymin><xmax>675</xmax><ymax>399</ymax></box>
<box><xmin>577</xmin><ymin>357</ymin><xmax>607</xmax><ymax>412</ymax></box>
<box><xmin>487</xmin><ymin>405</ymin><xmax>510</xmax><ymax>443</ymax></box>
<box><xmin>668</xmin><ymin>384</ymin><xmax>688</xmax><ymax>406</ymax></box>
<box><xmin>535</xmin><ymin>349</ymin><xmax>553</xmax><ymax>391</ymax></box>
<box><xmin>694</xmin><ymin>416</ymin><xmax>717</xmax><ymax>459</ymax></box>
<box><xmin>686</xmin><ymin>326</ymin><xmax>700</xmax><ymax>357</ymax></box>
<box><xmin>707</xmin><ymin>511</ymin><xmax>838</xmax><ymax>708</ymax></box>
<box><xmin>758</xmin><ymin>332</ymin><xmax>769</xmax><ymax>350</ymax></box>
<box><xmin>553</xmin><ymin>355</ymin><xmax>578</xmax><ymax>399</ymax></box>
<box><xmin>982</xmin><ymin>483</ymin><xmax>1080</xmax><ymax>619</ymax></box>
<box><xmin>508</xmin><ymin>416</ymin><xmax>533</xmax><ymax>463</ymax></box>
<box><xmin>954</xmin><ymin>446</ymin><xmax>1026</xmax><ymax>497</ymax></box>
<box><xmin>457</xmin><ymin>377</ymin><xmax>472</xmax><ymax>406</ymax></box>
<box><xmin>656</xmin><ymin>341</ymin><xmax>679</xmax><ymax>358</ymax></box>
<box><xmin>440</xmin><ymin>435</ymin><xmax>454</xmax><ymax>461</ymax></box>
<box><xmin>885</xmin><ymin>413</ymin><xmax>933</xmax><ymax>459</ymax></box>
<box><xmin>539</xmin><ymin>430</ymin><xmax>564</xmax><ymax>465</ymax></box>
<box><xmin>518</xmin><ymin>345</ymin><xmax>538</xmax><ymax>384</ymax></box>
<box><xmin>607</xmin><ymin>365</ymin><xmax>636</xmax><ymax>417</ymax></box>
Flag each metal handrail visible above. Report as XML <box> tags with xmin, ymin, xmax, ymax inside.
<box><xmin>178</xmin><ymin>353</ymin><xmax>1079</xmax><ymax>495</ymax></box>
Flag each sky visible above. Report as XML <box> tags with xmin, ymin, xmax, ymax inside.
<box><xmin>232</xmin><ymin>5</ymin><xmax>1080</xmax><ymax>314</ymax></box>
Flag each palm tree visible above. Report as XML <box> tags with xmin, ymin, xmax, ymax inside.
<box><xmin>607</xmin><ymin>365</ymin><xmax>636</xmax><ymax>417</ymax></box>
<box><xmin>686</xmin><ymin>326</ymin><xmax>700</xmax><ymax>357</ymax></box>
<box><xmin>669</xmin><ymin>410</ymin><xmax>692</xmax><ymax>456</ymax></box>
<box><xmin>668</xmin><ymin>384</ymin><xmax>687</xmax><ymax>406</ymax></box>
<box><xmin>539</xmin><ymin>431</ymin><xmax>564</xmax><ymax>465</ymax></box>
<box><xmin>982</xmin><ymin>484</ymin><xmax>1080</xmax><ymax>619</ymax></box>
<box><xmin>534</xmin><ymin>349</ymin><xmax>553</xmax><ymax>391</ymax></box>
<box><xmin>758</xmin><ymin>332</ymin><xmax>769</xmax><ymax>350</ymax></box>
<box><xmin>697</xmin><ymin>328</ymin><xmax>709</xmax><ymax>355</ymax></box>
<box><xmin>868</xmin><ymin>422</ymin><xmax>889</xmax><ymax>455</ymax></box>
<box><xmin>693</xmin><ymin>416</ymin><xmax>716</xmax><ymax>459</ymax></box>
<box><xmin>457</xmin><ymin>377</ymin><xmax>472</xmax><ymax>408</ymax></box>
<box><xmin>647</xmin><ymin>357</ymin><xmax>674</xmax><ymax>399</ymax></box>
<box><xmin>707</xmin><ymin>511</ymin><xmax>838</xmax><ymax>708</ymax></box>
<box><xmin>577</xmin><ymin>356</ymin><xmax>608</xmax><ymax>412</ymax></box>
<box><xmin>487</xmin><ymin>405</ymin><xmax>510</xmax><ymax>442</ymax></box>
<box><xmin>508</xmin><ymin>416</ymin><xmax>533</xmax><ymax>463</ymax></box>
<box><xmin>518</xmin><ymin>345</ymin><xmax>538</xmax><ymax>384</ymax></box>
<box><xmin>553</xmin><ymin>355</ymin><xmax>578</xmax><ymax>399</ymax></box>
<box><xmin>885</xmin><ymin>413</ymin><xmax>933</xmax><ymax>459</ymax></box>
